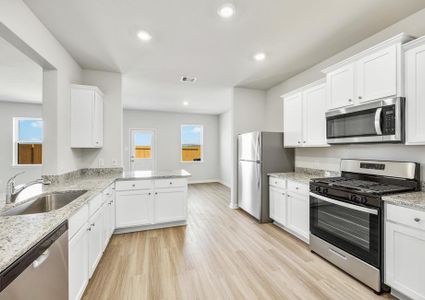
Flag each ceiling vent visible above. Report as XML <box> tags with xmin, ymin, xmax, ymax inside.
<box><xmin>180</xmin><ymin>76</ymin><xmax>197</xmax><ymax>83</ymax></box>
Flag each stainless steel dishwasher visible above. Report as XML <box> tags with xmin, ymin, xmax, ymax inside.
<box><xmin>0</xmin><ymin>221</ymin><xmax>68</xmax><ymax>300</ymax></box>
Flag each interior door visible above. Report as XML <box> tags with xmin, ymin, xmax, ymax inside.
<box><xmin>130</xmin><ymin>129</ymin><xmax>155</xmax><ymax>171</ymax></box>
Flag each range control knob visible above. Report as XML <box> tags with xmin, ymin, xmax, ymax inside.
<box><xmin>360</xmin><ymin>197</ymin><xmax>368</xmax><ymax>204</ymax></box>
<box><xmin>351</xmin><ymin>195</ymin><xmax>360</xmax><ymax>203</ymax></box>
<box><xmin>322</xmin><ymin>188</ymin><xmax>328</xmax><ymax>194</ymax></box>
<box><xmin>315</xmin><ymin>186</ymin><xmax>321</xmax><ymax>193</ymax></box>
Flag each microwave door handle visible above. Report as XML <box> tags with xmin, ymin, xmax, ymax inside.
<box><xmin>374</xmin><ymin>108</ymin><xmax>383</xmax><ymax>135</ymax></box>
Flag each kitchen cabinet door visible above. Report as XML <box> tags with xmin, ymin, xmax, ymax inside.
<box><xmin>286</xmin><ymin>192</ymin><xmax>309</xmax><ymax>242</ymax></box>
<box><xmin>154</xmin><ymin>188</ymin><xmax>187</xmax><ymax>223</ymax></box>
<box><xmin>269</xmin><ymin>186</ymin><xmax>286</xmax><ymax>226</ymax></box>
<box><xmin>405</xmin><ymin>42</ymin><xmax>425</xmax><ymax>144</ymax></box>
<box><xmin>326</xmin><ymin>64</ymin><xmax>355</xmax><ymax>110</ymax></box>
<box><xmin>69</xmin><ymin>224</ymin><xmax>89</xmax><ymax>300</ymax></box>
<box><xmin>88</xmin><ymin>207</ymin><xmax>103</xmax><ymax>277</ymax></box>
<box><xmin>107</xmin><ymin>193</ymin><xmax>116</xmax><ymax>239</ymax></box>
<box><xmin>283</xmin><ymin>93</ymin><xmax>303</xmax><ymax>147</ymax></box>
<box><xmin>70</xmin><ymin>85</ymin><xmax>104</xmax><ymax>148</ymax></box>
<box><xmin>357</xmin><ymin>45</ymin><xmax>397</xmax><ymax>103</ymax></box>
<box><xmin>115</xmin><ymin>190</ymin><xmax>154</xmax><ymax>228</ymax></box>
<box><xmin>93</xmin><ymin>92</ymin><xmax>103</xmax><ymax>147</ymax></box>
<box><xmin>302</xmin><ymin>83</ymin><xmax>328</xmax><ymax>147</ymax></box>
<box><xmin>385</xmin><ymin>221</ymin><xmax>425</xmax><ymax>300</ymax></box>
<box><xmin>101</xmin><ymin>203</ymin><xmax>109</xmax><ymax>252</ymax></box>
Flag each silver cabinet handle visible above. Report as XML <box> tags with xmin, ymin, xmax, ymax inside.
<box><xmin>148</xmin><ymin>192</ymin><xmax>151</xmax><ymax>195</ymax></box>
<box><xmin>358</xmin><ymin>96</ymin><xmax>362</xmax><ymax>100</ymax></box>
<box><xmin>348</xmin><ymin>99</ymin><xmax>353</xmax><ymax>102</ymax></box>
<box><xmin>132</xmin><ymin>184</ymin><xmax>136</xmax><ymax>187</ymax></box>
<box><xmin>91</xmin><ymin>223</ymin><xmax>95</xmax><ymax>227</ymax></box>
<box><xmin>414</xmin><ymin>218</ymin><xmax>421</xmax><ymax>222</ymax></box>
<box><xmin>169</xmin><ymin>182</ymin><xmax>173</xmax><ymax>185</ymax></box>
<box><xmin>87</xmin><ymin>227</ymin><xmax>92</xmax><ymax>231</ymax></box>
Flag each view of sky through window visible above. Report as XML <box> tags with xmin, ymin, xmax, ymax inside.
<box><xmin>134</xmin><ymin>131</ymin><xmax>152</xmax><ymax>146</ymax></box>
<box><xmin>18</xmin><ymin>119</ymin><xmax>43</xmax><ymax>142</ymax></box>
<box><xmin>181</xmin><ymin>125</ymin><xmax>202</xmax><ymax>145</ymax></box>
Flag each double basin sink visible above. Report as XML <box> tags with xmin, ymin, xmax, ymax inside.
<box><xmin>1</xmin><ymin>190</ymin><xmax>87</xmax><ymax>217</ymax></box>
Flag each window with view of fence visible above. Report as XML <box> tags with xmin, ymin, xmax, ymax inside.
<box><xmin>181</xmin><ymin>125</ymin><xmax>203</xmax><ymax>162</ymax></box>
<box><xmin>14</xmin><ymin>118</ymin><xmax>43</xmax><ymax>165</ymax></box>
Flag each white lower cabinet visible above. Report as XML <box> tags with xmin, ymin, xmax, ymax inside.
<box><xmin>269</xmin><ymin>177</ymin><xmax>309</xmax><ymax>243</ymax></box>
<box><xmin>69</xmin><ymin>225</ymin><xmax>89</xmax><ymax>300</ymax></box>
<box><xmin>154</xmin><ymin>188</ymin><xmax>187</xmax><ymax>223</ymax></box>
<box><xmin>68</xmin><ymin>184</ymin><xmax>114</xmax><ymax>300</ymax></box>
<box><xmin>385</xmin><ymin>204</ymin><xmax>425</xmax><ymax>300</ymax></box>
<box><xmin>88</xmin><ymin>206</ymin><xmax>104</xmax><ymax>277</ymax></box>
<box><xmin>115</xmin><ymin>179</ymin><xmax>188</xmax><ymax>231</ymax></box>
<box><xmin>115</xmin><ymin>190</ymin><xmax>154</xmax><ymax>228</ymax></box>
<box><xmin>286</xmin><ymin>192</ymin><xmax>309</xmax><ymax>241</ymax></box>
<box><xmin>269</xmin><ymin>186</ymin><xmax>287</xmax><ymax>226</ymax></box>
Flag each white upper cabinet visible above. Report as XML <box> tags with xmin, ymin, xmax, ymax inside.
<box><xmin>356</xmin><ymin>45</ymin><xmax>397</xmax><ymax>103</ymax></box>
<box><xmin>302</xmin><ymin>83</ymin><xmax>327</xmax><ymax>147</ymax></box>
<box><xmin>71</xmin><ymin>85</ymin><xmax>104</xmax><ymax>148</ymax></box>
<box><xmin>283</xmin><ymin>80</ymin><xmax>328</xmax><ymax>148</ymax></box>
<box><xmin>283</xmin><ymin>93</ymin><xmax>303</xmax><ymax>147</ymax></box>
<box><xmin>326</xmin><ymin>64</ymin><xmax>355</xmax><ymax>110</ymax></box>
<box><xmin>404</xmin><ymin>36</ymin><xmax>425</xmax><ymax>145</ymax></box>
<box><xmin>323</xmin><ymin>33</ymin><xmax>413</xmax><ymax>111</ymax></box>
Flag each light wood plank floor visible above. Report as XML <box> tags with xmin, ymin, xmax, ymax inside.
<box><xmin>83</xmin><ymin>183</ymin><xmax>394</xmax><ymax>300</ymax></box>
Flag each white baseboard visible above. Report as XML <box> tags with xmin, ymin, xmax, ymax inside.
<box><xmin>218</xmin><ymin>180</ymin><xmax>232</xmax><ymax>188</ymax></box>
<box><xmin>114</xmin><ymin>221</ymin><xmax>187</xmax><ymax>234</ymax></box>
<box><xmin>189</xmin><ymin>179</ymin><xmax>220</xmax><ymax>184</ymax></box>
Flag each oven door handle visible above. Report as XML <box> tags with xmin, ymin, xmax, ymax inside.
<box><xmin>310</xmin><ymin>193</ymin><xmax>378</xmax><ymax>215</ymax></box>
<box><xmin>374</xmin><ymin>107</ymin><xmax>383</xmax><ymax>135</ymax></box>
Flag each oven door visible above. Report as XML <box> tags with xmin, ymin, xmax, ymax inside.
<box><xmin>310</xmin><ymin>193</ymin><xmax>380</xmax><ymax>267</ymax></box>
<box><xmin>326</xmin><ymin>97</ymin><xmax>403</xmax><ymax>144</ymax></box>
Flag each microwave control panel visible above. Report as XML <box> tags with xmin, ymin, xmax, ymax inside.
<box><xmin>382</xmin><ymin>105</ymin><xmax>396</xmax><ymax>135</ymax></box>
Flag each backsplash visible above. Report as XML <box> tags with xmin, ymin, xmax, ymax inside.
<box><xmin>43</xmin><ymin>168</ymin><xmax>123</xmax><ymax>184</ymax></box>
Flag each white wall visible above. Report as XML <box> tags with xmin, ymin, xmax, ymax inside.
<box><xmin>265</xmin><ymin>8</ymin><xmax>425</xmax><ymax>178</ymax></box>
<box><xmin>230</xmin><ymin>88</ymin><xmax>267</xmax><ymax>206</ymax></box>
<box><xmin>77</xmin><ymin>70</ymin><xmax>123</xmax><ymax>169</ymax></box>
<box><xmin>123</xmin><ymin>110</ymin><xmax>220</xmax><ymax>183</ymax></box>
<box><xmin>219</xmin><ymin>111</ymin><xmax>232</xmax><ymax>187</ymax></box>
<box><xmin>0</xmin><ymin>101</ymin><xmax>42</xmax><ymax>191</ymax></box>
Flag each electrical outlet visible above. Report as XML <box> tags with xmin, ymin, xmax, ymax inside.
<box><xmin>112</xmin><ymin>159</ymin><xmax>118</xmax><ymax>166</ymax></box>
<box><xmin>99</xmin><ymin>158</ymin><xmax>105</xmax><ymax>167</ymax></box>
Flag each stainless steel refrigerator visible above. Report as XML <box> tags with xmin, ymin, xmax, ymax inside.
<box><xmin>238</xmin><ymin>131</ymin><xmax>294</xmax><ymax>223</ymax></box>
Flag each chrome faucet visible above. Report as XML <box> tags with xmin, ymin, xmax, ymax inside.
<box><xmin>5</xmin><ymin>172</ymin><xmax>51</xmax><ymax>204</ymax></box>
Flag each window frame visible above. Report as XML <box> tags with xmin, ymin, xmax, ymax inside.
<box><xmin>180</xmin><ymin>124</ymin><xmax>204</xmax><ymax>163</ymax></box>
<box><xmin>13</xmin><ymin>117</ymin><xmax>43</xmax><ymax>167</ymax></box>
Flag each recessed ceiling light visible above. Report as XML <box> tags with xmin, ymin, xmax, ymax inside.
<box><xmin>137</xmin><ymin>30</ymin><xmax>152</xmax><ymax>41</ymax></box>
<box><xmin>217</xmin><ymin>3</ymin><xmax>235</xmax><ymax>18</ymax></box>
<box><xmin>183</xmin><ymin>101</ymin><xmax>189</xmax><ymax>106</ymax></box>
<box><xmin>253</xmin><ymin>52</ymin><xmax>266</xmax><ymax>61</ymax></box>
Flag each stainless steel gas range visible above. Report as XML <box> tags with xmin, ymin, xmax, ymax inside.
<box><xmin>309</xmin><ymin>159</ymin><xmax>420</xmax><ymax>292</ymax></box>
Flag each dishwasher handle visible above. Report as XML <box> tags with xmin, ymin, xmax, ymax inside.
<box><xmin>32</xmin><ymin>250</ymin><xmax>50</xmax><ymax>268</ymax></box>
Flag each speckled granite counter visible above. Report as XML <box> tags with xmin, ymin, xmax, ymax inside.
<box><xmin>268</xmin><ymin>171</ymin><xmax>333</xmax><ymax>185</ymax></box>
<box><xmin>382</xmin><ymin>192</ymin><xmax>425</xmax><ymax>212</ymax></box>
<box><xmin>0</xmin><ymin>169</ymin><xmax>191</xmax><ymax>273</ymax></box>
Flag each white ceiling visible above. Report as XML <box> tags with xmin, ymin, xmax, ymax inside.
<box><xmin>23</xmin><ymin>0</ymin><xmax>425</xmax><ymax>114</ymax></box>
<box><xmin>0</xmin><ymin>36</ymin><xmax>42</xmax><ymax>104</ymax></box>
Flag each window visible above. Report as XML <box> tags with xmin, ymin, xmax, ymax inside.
<box><xmin>14</xmin><ymin>118</ymin><xmax>43</xmax><ymax>165</ymax></box>
<box><xmin>133</xmin><ymin>130</ymin><xmax>153</xmax><ymax>159</ymax></box>
<box><xmin>181</xmin><ymin>125</ymin><xmax>203</xmax><ymax>162</ymax></box>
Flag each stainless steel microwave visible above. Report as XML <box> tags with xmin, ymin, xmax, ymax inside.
<box><xmin>326</xmin><ymin>97</ymin><xmax>405</xmax><ymax>144</ymax></box>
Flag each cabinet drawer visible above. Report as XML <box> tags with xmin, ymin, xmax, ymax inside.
<box><xmin>115</xmin><ymin>180</ymin><xmax>153</xmax><ymax>191</ymax></box>
<box><xmin>269</xmin><ymin>177</ymin><xmax>286</xmax><ymax>189</ymax></box>
<box><xmin>69</xmin><ymin>204</ymin><xmax>89</xmax><ymax>240</ymax></box>
<box><xmin>155</xmin><ymin>178</ymin><xmax>186</xmax><ymax>189</ymax></box>
<box><xmin>287</xmin><ymin>180</ymin><xmax>309</xmax><ymax>194</ymax></box>
<box><xmin>89</xmin><ymin>194</ymin><xmax>104</xmax><ymax>216</ymax></box>
<box><xmin>386</xmin><ymin>204</ymin><xmax>425</xmax><ymax>231</ymax></box>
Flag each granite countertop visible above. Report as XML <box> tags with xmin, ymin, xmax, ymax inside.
<box><xmin>268</xmin><ymin>172</ymin><xmax>323</xmax><ymax>185</ymax></box>
<box><xmin>0</xmin><ymin>169</ymin><xmax>191</xmax><ymax>273</ymax></box>
<box><xmin>382</xmin><ymin>192</ymin><xmax>425</xmax><ymax>212</ymax></box>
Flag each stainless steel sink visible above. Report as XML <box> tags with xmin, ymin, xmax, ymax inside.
<box><xmin>0</xmin><ymin>190</ymin><xmax>87</xmax><ymax>216</ymax></box>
